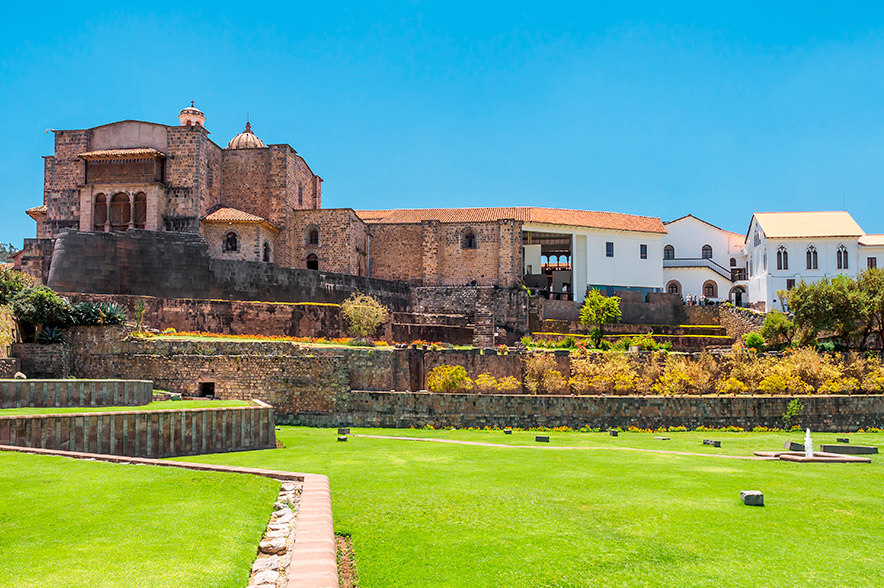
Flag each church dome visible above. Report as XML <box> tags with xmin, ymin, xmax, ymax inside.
<box><xmin>178</xmin><ymin>102</ymin><xmax>206</xmax><ymax>127</ymax></box>
<box><xmin>227</xmin><ymin>122</ymin><xmax>266</xmax><ymax>149</ymax></box>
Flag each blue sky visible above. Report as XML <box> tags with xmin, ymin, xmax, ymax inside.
<box><xmin>3</xmin><ymin>2</ymin><xmax>884</xmax><ymax>245</ymax></box>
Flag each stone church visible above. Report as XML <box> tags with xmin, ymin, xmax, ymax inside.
<box><xmin>23</xmin><ymin>104</ymin><xmax>671</xmax><ymax>302</ymax></box>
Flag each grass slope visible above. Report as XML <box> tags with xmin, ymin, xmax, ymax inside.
<box><xmin>182</xmin><ymin>427</ymin><xmax>883</xmax><ymax>587</ymax></box>
<box><xmin>0</xmin><ymin>451</ymin><xmax>278</xmax><ymax>588</ymax></box>
<box><xmin>0</xmin><ymin>399</ymin><xmax>250</xmax><ymax>416</ymax></box>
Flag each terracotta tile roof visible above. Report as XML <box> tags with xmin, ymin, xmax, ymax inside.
<box><xmin>25</xmin><ymin>205</ymin><xmax>47</xmax><ymax>218</ymax></box>
<box><xmin>78</xmin><ymin>148</ymin><xmax>165</xmax><ymax>160</ymax></box>
<box><xmin>859</xmin><ymin>234</ymin><xmax>884</xmax><ymax>246</ymax></box>
<box><xmin>752</xmin><ymin>211</ymin><xmax>864</xmax><ymax>239</ymax></box>
<box><xmin>201</xmin><ymin>207</ymin><xmax>279</xmax><ymax>231</ymax></box>
<box><xmin>355</xmin><ymin>207</ymin><xmax>666</xmax><ymax>234</ymax></box>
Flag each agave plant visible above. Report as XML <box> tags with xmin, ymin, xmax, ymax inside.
<box><xmin>98</xmin><ymin>302</ymin><xmax>128</xmax><ymax>325</ymax></box>
<box><xmin>70</xmin><ymin>301</ymin><xmax>103</xmax><ymax>325</ymax></box>
<box><xmin>38</xmin><ymin>326</ymin><xmax>67</xmax><ymax>344</ymax></box>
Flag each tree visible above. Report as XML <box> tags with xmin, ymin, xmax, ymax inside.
<box><xmin>579</xmin><ymin>289</ymin><xmax>621</xmax><ymax>347</ymax></box>
<box><xmin>856</xmin><ymin>268</ymin><xmax>884</xmax><ymax>350</ymax></box>
<box><xmin>341</xmin><ymin>292</ymin><xmax>390</xmax><ymax>338</ymax></box>
<box><xmin>787</xmin><ymin>276</ymin><xmax>871</xmax><ymax>348</ymax></box>
<box><xmin>0</xmin><ymin>243</ymin><xmax>17</xmax><ymax>263</ymax></box>
<box><xmin>761</xmin><ymin>310</ymin><xmax>796</xmax><ymax>347</ymax></box>
<box><xmin>11</xmin><ymin>286</ymin><xmax>72</xmax><ymax>342</ymax></box>
<box><xmin>0</xmin><ymin>268</ymin><xmax>34</xmax><ymax>305</ymax></box>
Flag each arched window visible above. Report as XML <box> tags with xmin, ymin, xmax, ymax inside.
<box><xmin>133</xmin><ymin>192</ymin><xmax>146</xmax><ymax>229</ymax></box>
<box><xmin>836</xmin><ymin>244</ymin><xmax>848</xmax><ymax>270</ymax></box>
<box><xmin>109</xmin><ymin>193</ymin><xmax>130</xmax><ymax>231</ymax></box>
<box><xmin>729</xmin><ymin>257</ymin><xmax>736</xmax><ymax>267</ymax></box>
<box><xmin>307</xmin><ymin>226</ymin><xmax>319</xmax><ymax>245</ymax></box>
<box><xmin>224</xmin><ymin>232</ymin><xmax>238</xmax><ymax>252</ymax></box>
<box><xmin>703</xmin><ymin>280</ymin><xmax>718</xmax><ymax>298</ymax></box>
<box><xmin>462</xmin><ymin>228</ymin><xmax>477</xmax><ymax>249</ymax></box>
<box><xmin>306</xmin><ymin>254</ymin><xmax>319</xmax><ymax>270</ymax></box>
<box><xmin>93</xmin><ymin>194</ymin><xmax>107</xmax><ymax>231</ymax></box>
<box><xmin>701</xmin><ymin>244</ymin><xmax>713</xmax><ymax>259</ymax></box>
<box><xmin>298</xmin><ymin>183</ymin><xmax>304</xmax><ymax>206</ymax></box>
<box><xmin>776</xmin><ymin>246</ymin><xmax>788</xmax><ymax>271</ymax></box>
<box><xmin>663</xmin><ymin>245</ymin><xmax>675</xmax><ymax>260</ymax></box>
<box><xmin>666</xmin><ymin>280</ymin><xmax>681</xmax><ymax>296</ymax></box>
<box><xmin>806</xmin><ymin>245</ymin><xmax>818</xmax><ymax>270</ymax></box>
<box><xmin>263</xmin><ymin>241</ymin><xmax>271</xmax><ymax>262</ymax></box>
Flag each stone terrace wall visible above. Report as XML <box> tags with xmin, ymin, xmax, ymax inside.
<box><xmin>48</xmin><ymin>230</ymin><xmax>410</xmax><ymax>310</ymax></box>
<box><xmin>719</xmin><ymin>306</ymin><xmax>766</xmax><ymax>339</ymax></box>
<box><xmin>411</xmin><ymin>286</ymin><xmax>529</xmax><ymax>342</ymax></box>
<box><xmin>11</xmin><ymin>343</ymin><xmax>72</xmax><ymax>378</ymax></box>
<box><xmin>0</xmin><ymin>405</ymin><xmax>276</xmax><ymax>457</ymax></box>
<box><xmin>1</xmin><ymin>379</ymin><xmax>152</xmax><ymax>409</ymax></box>
<box><xmin>312</xmin><ymin>391</ymin><xmax>884</xmax><ymax>431</ymax></box>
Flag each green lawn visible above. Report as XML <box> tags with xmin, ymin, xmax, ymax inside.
<box><xmin>180</xmin><ymin>427</ymin><xmax>883</xmax><ymax>587</ymax></box>
<box><xmin>0</xmin><ymin>399</ymin><xmax>250</xmax><ymax>416</ymax></box>
<box><xmin>0</xmin><ymin>451</ymin><xmax>278</xmax><ymax>588</ymax></box>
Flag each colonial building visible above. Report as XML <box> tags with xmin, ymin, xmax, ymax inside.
<box><xmin>22</xmin><ymin>105</ymin><xmax>669</xmax><ymax>301</ymax></box>
<box><xmin>745</xmin><ymin>211</ymin><xmax>884</xmax><ymax>311</ymax></box>
<box><xmin>662</xmin><ymin>214</ymin><xmax>748</xmax><ymax>305</ymax></box>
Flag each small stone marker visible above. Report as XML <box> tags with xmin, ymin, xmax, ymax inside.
<box><xmin>503</xmin><ymin>429</ymin><xmax>513</xmax><ymax>435</ymax></box>
<box><xmin>702</xmin><ymin>439</ymin><xmax>721</xmax><ymax>448</ymax></box>
<box><xmin>338</xmin><ymin>427</ymin><xmax>350</xmax><ymax>435</ymax></box>
<box><xmin>337</xmin><ymin>436</ymin><xmax>348</xmax><ymax>442</ymax></box>
<box><xmin>820</xmin><ymin>444</ymin><xmax>878</xmax><ymax>455</ymax></box>
<box><xmin>837</xmin><ymin>437</ymin><xmax>850</xmax><ymax>443</ymax></box>
<box><xmin>785</xmin><ymin>440</ymin><xmax>804</xmax><ymax>452</ymax></box>
<box><xmin>609</xmin><ymin>430</ymin><xmax>619</xmax><ymax>437</ymax></box>
<box><xmin>740</xmin><ymin>490</ymin><xmax>764</xmax><ymax>506</ymax></box>
<box><xmin>535</xmin><ymin>435</ymin><xmax>550</xmax><ymax>443</ymax></box>
<box><xmin>654</xmin><ymin>436</ymin><xmax>671</xmax><ymax>441</ymax></box>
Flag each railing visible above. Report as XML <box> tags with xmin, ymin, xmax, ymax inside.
<box><xmin>663</xmin><ymin>258</ymin><xmax>737</xmax><ymax>281</ymax></box>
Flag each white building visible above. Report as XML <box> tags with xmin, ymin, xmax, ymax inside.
<box><xmin>744</xmin><ymin>211</ymin><xmax>884</xmax><ymax>311</ymax></box>
<box><xmin>661</xmin><ymin>215</ymin><xmax>749</xmax><ymax>305</ymax></box>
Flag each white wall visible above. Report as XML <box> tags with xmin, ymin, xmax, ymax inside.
<box><xmin>522</xmin><ymin>244</ymin><xmax>541</xmax><ymax>275</ymax></box>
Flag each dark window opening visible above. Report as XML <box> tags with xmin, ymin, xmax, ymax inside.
<box><xmin>462</xmin><ymin>230</ymin><xmax>477</xmax><ymax>249</ymax></box>
<box><xmin>263</xmin><ymin>241</ymin><xmax>271</xmax><ymax>262</ymax></box>
<box><xmin>199</xmin><ymin>382</ymin><xmax>215</xmax><ymax>398</ymax></box>
<box><xmin>224</xmin><ymin>232</ymin><xmax>238</xmax><ymax>252</ymax></box>
<box><xmin>869</xmin><ymin>257</ymin><xmax>878</xmax><ymax>269</ymax></box>
<box><xmin>306</xmin><ymin>254</ymin><xmax>319</xmax><ymax>270</ymax></box>
<box><xmin>786</xmin><ymin>279</ymin><xmax>796</xmax><ymax>290</ymax></box>
<box><xmin>308</xmin><ymin>227</ymin><xmax>319</xmax><ymax>245</ymax></box>
<box><xmin>93</xmin><ymin>194</ymin><xmax>107</xmax><ymax>231</ymax></box>
<box><xmin>605</xmin><ymin>242</ymin><xmax>614</xmax><ymax>257</ymax></box>
<box><xmin>663</xmin><ymin>245</ymin><xmax>674</xmax><ymax>260</ymax></box>
<box><xmin>701</xmin><ymin>244</ymin><xmax>713</xmax><ymax>259</ymax></box>
<box><xmin>640</xmin><ymin>244</ymin><xmax>647</xmax><ymax>259</ymax></box>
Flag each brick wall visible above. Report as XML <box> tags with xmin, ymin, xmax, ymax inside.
<box><xmin>312</xmin><ymin>391</ymin><xmax>884</xmax><ymax>431</ymax></box>
<box><xmin>0</xmin><ymin>379</ymin><xmax>152</xmax><ymax>408</ymax></box>
<box><xmin>0</xmin><ymin>405</ymin><xmax>276</xmax><ymax>457</ymax></box>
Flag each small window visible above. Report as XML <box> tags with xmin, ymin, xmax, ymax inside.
<box><xmin>224</xmin><ymin>232</ymin><xmax>238</xmax><ymax>252</ymax></box>
<box><xmin>93</xmin><ymin>193</ymin><xmax>107</xmax><ymax>231</ymax></box>
<box><xmin>786</xmin><ymin>279</ymin><xmax>796</xmax><ymax>290</ymax></box>
<box><xmin>729</xmin><ymin>257</ymin><xmax>736</xmax><ymax>267</ymax></box>
<box><xmin>776</xmin><ymin>246</ymin><xmax>788</xmax><ymax>271</ymax></box>
<box><xmin>462</xmin><ymin>229</ymin><xmax>477</xmax><ymax>249</ymax></box>
<box><xmin>307</xmin><ymin>227</ymin><xmax>319</xmax><ymax>245</ymax></box>
<box><xmin>703</xmin><ymin>281</ymin><xmax>717</xmax><ymax>298</ymax></box>
<box><xmin>263</xmin><ymin>241</ymin><xmax>271</xmax><ymax>262</ymax></box>
<box><xmin>836</xmin><ymin>244</ymin><xmax>848</xmax><ymax>270</ymax></box>
<box><xmin>298</xmin><ymin>183</ymin><xmax>304</xmax><ymax>206</ymax></box>
<box><xmin>640</xmin><ymin>244</ymin><xmax>647</xmax><ymax>259</ymax></box>
<box><xmin>605</xmin><ymin>242</ymin><xmax>614</xmax><ymax>258</ymax></box>
<box><xmin>666</xmin><ymin>280</ymin><xmax>681</xmax><ymax>295</ymax></box>
<box><xmin>701</xmin><ymin>244</ymin><xmax>713</xmax><ymax>259</ymax></box>
<box><xmin>306</xmin><ymin>254</ymin><xmax>319</xmax><ymax>270</ymax></box>
<box><xmin>806</xmin><ymin>246</ymin><xmax>818</xmax><ymax>270</ymax></box>
<box><xmin>663</xmin><ymin>245</ymin><xmax>674</xmax><ymax>260</ymax></box>
<box><xmin>869</xmin><ymin>257</ymin><xmax>878</xmax><ymax>269</ymax></box>
<box><xmin>198</xmin><ymin>382</ymin><xmax>215</xmax><ymax>398</ymax></box>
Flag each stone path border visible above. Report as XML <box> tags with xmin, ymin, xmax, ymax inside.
<box><xmin>0</xmin><ymin>445</ymin><xmax>338</xmax><ymax>588</ymax></box>
<box><xmin>351</xmin><ymin>434</ymin><xmax>777</xmax><ymax>461</ymax></box>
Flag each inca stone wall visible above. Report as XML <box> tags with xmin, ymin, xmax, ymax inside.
<box><xmin>11</xmin><ymin>343</ymin><xmax>72</xmax><ymax>379</ymax></box>
<box><xmin>0</xmin><ymin>379</ymin><xmax>152</xmax><ymax>409</ymax></box>
<box><xmin>0</xmin><ymin>405</ymin><xmax>276</xmax><ymax>457</ymax></box>
<box><xmin>311</xmin><ymin>391</ymin><xmax>884</xmax><ymax>431</ymax></box>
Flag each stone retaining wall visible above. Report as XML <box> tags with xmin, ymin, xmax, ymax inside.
<box><xmin>1</xmin><ymin>379</ymin><xmax>152</xmax><ymax>409</ymax></box>
<box><xmin>295</xmin><ymin>391</ymin><xmax>884</xmax><ymax>432</ymax></box>
<box><xmin>11</xmin><ymin>343</ymin><xmax>71</xmax><ymax>378</ymax></box>
<box><xmin>0</xmin><ymin>404</ymin><xmax>276</xmax><ymax>457</ymax></box>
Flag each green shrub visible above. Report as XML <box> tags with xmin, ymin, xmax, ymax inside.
<box><xmin>782</xmin><ymin>398</ymin><xmax>804</xmax><ymax>429</ymax></box>
<box><xmin>743</xmin><ymin>331</ymin><xmax>765</xmax><ymax>353</ymax></box>
<box><xmin>342</xmin><ymin>292</ymin><xmax>390</xmax><ymax>338</ymax></box>
<box><xmin>427</xmin><ymin>365</ymin><xmax>473</xmax><ymax>393</ymax></box>
<box><xmin>12</xmin><ymin>287</ymin><xmax>72</xmax><ymax>341</ymax></box>
<box><xmin>0</xmin><ymin>269</ymin><xmax>34</xmax><ymax>305</ymax></box>
<box><xmin>37</xmin><ymin>326</ymin><xmax>67</xmax><ymax>344</ymax></box>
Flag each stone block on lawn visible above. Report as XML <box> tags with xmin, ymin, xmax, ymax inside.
<box><xmin>703</xmin><ymin>439</ymin><xmax>721</xmax><ymax>448</ymax></box>
<box><xmin>535</xmin><ymin>435</ymin><xmax>550</xmax><ymax>443</ymax></box>
<box><xmin>785</xmin><ymin>440</ymin><xmax>804</xmax><ymax>452</ymax></box>
<box><xmin>819</xmin><ymin>444</ymin><xmax>878</xmax><ymax>455</ymax></box>
<box><xmin>837</xmin><ymin>437</ymin><xmax>849</xmax><ymax>443</ymax></box>
<box><xmin>740</xmin><ymin>490</ymin><xmax>764</xmax><ymax>506</ymax></box>
<box><xmin>337</xmin><ymin>427</ymin><xmax>350</xmax><ymax>435</ymax></box>
<box><xmin>609</xmin><ymin>430</ymin><xmax>619</xmax><ymax>437</ymax></box>
<box><xmin>654</xmin><ymin>436</ymin><xmax>670</xmax><ymax>441</ymax></box>
<box><xmin>503</xmin><ymin>429</ymin><xmax>512</xmax><ymax>435</ymax></box>
<box><xmin>337</xmin><ymin>436</ymin><xmax>348</xmax><ymax>442</ymax></box>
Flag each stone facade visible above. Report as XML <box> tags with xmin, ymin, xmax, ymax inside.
<box><xmin>11</xmin><ymin>343</ymin><xmax>71</xmax><ymax>378</ymax></box>
<box><xmin>0</xmin><ymin>379</ymin><xmax>152</xmax><ymax>408</ymax></box>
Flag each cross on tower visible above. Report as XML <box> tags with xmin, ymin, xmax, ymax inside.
<box><xmin>191</xmin><ymin>100</ymin><xmax>195</xmax><ymax>107</ymax></box>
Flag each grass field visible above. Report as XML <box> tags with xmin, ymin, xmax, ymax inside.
<box><xmin>182</xmin><ymin>427</ymin><xmax>883</xmax><ymax>587</ymax></box>
<box><xmin>0</xmin><ymin>451</ymin><xmax>278</xmax><ymax>588</ymax></box>
<box><xmin>0</xmin><ymin>399</ymin><xmax>250</xmax><ymax>416</ymax></box>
